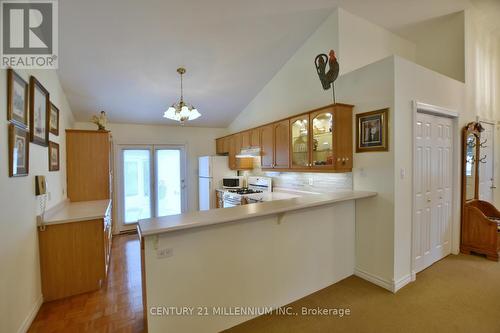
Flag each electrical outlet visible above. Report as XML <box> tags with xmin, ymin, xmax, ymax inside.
<box><xmin>157</xmin><ymin>248</ymin><xmax>173</xmax><ymax>259</ymax></box>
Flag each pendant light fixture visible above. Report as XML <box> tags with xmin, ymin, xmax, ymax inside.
<box><xmin>163</xmin><ymin>67</ymin><xmax>201</xmax><ymax>124</ymax></box>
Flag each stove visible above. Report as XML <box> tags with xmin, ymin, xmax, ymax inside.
<box><xmin>222</xmin><ymin>177</ymin><xmax>272</xmax><ymax>208</ymax></box>
<box><xmin>228</xmin><ymin>188</ymin><xmax>263</xmax><ymax>195</ymax></box>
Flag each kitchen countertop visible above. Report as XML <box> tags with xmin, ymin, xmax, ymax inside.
<box><xmin>39</xmin><ymin>199</ymin><xmax>111</xmax><ymax>226</ymax></box>
<box><xmin>138</xmin><ymin>191</ymin><xmax>376</xmax><ymax>237</ymax></box>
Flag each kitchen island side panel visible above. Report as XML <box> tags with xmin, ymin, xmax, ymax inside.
<box><xmin>143</xmin><ymin>200</ymin><xmax>355</xmax><ymax>333</ymax></box>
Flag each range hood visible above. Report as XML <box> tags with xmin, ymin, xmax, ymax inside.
<box><xmin>236</xmin><ymin>147</ymin><xmax>261</xmax><ymax>158</ymax></box>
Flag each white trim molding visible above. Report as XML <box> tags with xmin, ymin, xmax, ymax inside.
<box><xmin>354</xmin><ymin>269</ymin><xmax>412</xmax><ymax>293</ymax></box>
<box><xmin>414</xmin><ymin>101</ymin><xmax>459</xmax><ymax>118</ymax></box>
<box><xmin>17</xmin><ymin>294</ymin><xmax>43</xmax><ymax>333</ymax></box>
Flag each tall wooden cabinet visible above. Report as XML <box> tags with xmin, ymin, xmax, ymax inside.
<box><xmin>66</xmin><ymin>130</ymin><xmax>112</xmax><ymax>201</ymax></box>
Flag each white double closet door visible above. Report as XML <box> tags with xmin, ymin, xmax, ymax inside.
<box><xmin>414</xmin><ymin>112</ymin><xmax>453</xmax><ymax>273</ymax></box>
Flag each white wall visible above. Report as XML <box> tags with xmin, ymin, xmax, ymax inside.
<box><xmin>0</xmin><ymin>69</ymin><xmax>74</xmax><ymax>333</ymax></box>
<box><xmin>393</xmin><ymin>56</ymin><xmax>466</xmax><ymax>282</ymax></box>
<box><xmin>74</xmin><ymin>122</ymin><xmax>226</xmax><ymax>215</ymax></box>
<box><xmin>337</xmin><ymin>8</ymin><xmax>416</xmax><ymax>76</ymax></box>
<box><xmin>229</xmin><ymin>8</ymin><xmax>416</xmax><ymax>133</ymax></box>
<box><xmin>397</xmin><ymin>11</ymin><xmax>465</xmax><ymax>83</ymax></box>
<box><xmin>336</xmin><ymin>57</ymin><xmax>396</xmax><ymax>285</ymax></box>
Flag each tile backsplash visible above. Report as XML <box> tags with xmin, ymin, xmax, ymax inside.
<box><xmin>242</xmin><ymin>158</ymin><xmax>353</xmax><ymax>192</ymax></box>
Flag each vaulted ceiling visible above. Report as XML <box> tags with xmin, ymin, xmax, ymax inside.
<box><xmin>58</xmin><ymin>0</ymin><xmax>470</xmax><ymax>127</ymax></box>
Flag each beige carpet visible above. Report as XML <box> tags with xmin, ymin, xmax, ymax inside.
<box><xmin>224</xmin><ymin>254</ymin><xmax>500</xmax><ymax>333</ymax></box>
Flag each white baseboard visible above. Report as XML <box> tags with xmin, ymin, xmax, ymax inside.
<box><xmin>354</xmin><ymin>269</ymin><xmax>412</xmax><ymax>293</ymax></box>
<box><xmin>393</xmin><ymin>274</ymin><xmax>412</xmax><ymax>292</ymax></box>
<box><xmin>17</xmin><ymin>294</ymin><xmax>43</xmax><ymax>333</ymax></box>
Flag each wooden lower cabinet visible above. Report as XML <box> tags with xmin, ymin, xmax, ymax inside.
<box><xmin>38</xmin><ymin>214</ymin><xmax>112</xmax><ymax>301</ymax></box>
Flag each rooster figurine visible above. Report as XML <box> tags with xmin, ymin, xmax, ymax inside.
<box><xmin>315</xmin><ymin>50</ymin><xmax>339</xmax><ymax>103</ymax></box>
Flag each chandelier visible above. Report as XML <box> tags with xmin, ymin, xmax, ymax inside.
<box><xmin>163</xmin><ymin>67</ymin><xmax>201</xmax><ymax>123</ymax></box>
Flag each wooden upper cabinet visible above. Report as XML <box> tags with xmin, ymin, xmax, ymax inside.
<box><xmin>250</xmin><ymin>128</ymin><xmax>260</xmax><ymax>147</ymax></box>
<box><xmin>216</xmin><ymin>138</ymin><xmax>224</xmax><ymax>154</ymax></box>
<box><xmin>228</xmin><ymin>135</ymin><xmax>237</xmax><ymax>170</ymax></box>
<box><xmin>274</xmin><ymin>120</ymin><xmax>290</xmax><ymax>169</ymax></box>
<box><xmin>260</xmin><ymin>125</ymin><xmax>274</xmax><ymax>168</ymax></box>
<box><xmin>66</xmin><ymin>130</ymin><xmax>111</xmax><ymax>202</ymax></box>
<box><xmin>290</xmin><ymin>114</ymin><xmax>310</xmax><ymax>169</ymax></box>
<box><xmin>334</xmin><ymin>105</ymin><xmax>353</xmax><ymax>170</ymax></box>
<box><xmin>241</xmin><ymin>131</ymin><xmax>251</xmax><ymax>149</ymax></box>
<box><xmin>218</xmin><ymin>104</ymin><xmax>353</xmax><ymax>172</ymax></box>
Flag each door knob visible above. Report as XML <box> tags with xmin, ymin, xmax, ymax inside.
<box><xmin>427</xmin><ymin>198</ymin><xmax>431</xmax><ymax>202</ymax></box>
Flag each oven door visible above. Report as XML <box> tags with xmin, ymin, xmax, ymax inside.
<box><xmin>223</xmin><ymin>195</ymin><xmax>242</xmax><ymax>208</ymax></box>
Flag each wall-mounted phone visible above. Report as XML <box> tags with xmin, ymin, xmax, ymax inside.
<box><xmin>36</xmin><ymin>176</ymin><xmax>47</xmax><ymax>196</ymax></box>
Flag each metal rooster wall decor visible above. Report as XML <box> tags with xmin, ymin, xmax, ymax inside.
<box><xmin>315</xmin><ymin>50</ymin><xmax>339</xmax><ymax>103</ymax></box>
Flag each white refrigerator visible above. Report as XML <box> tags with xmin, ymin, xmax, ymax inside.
<box><xmin>199</xmin><ymin>156</ymin><xmax>235</xmax><ymax>211</ymax></box>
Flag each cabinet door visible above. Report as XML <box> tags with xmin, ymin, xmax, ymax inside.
<box><xmin>241</xmin><ymin>131</ymin><xmax>251</xmax><ymax>149</ymax></box>
<box><xmin>250</xmin><ymin>128</ymin><xmax>260</xmax><ymax>147</ymax></box>
<box><xmin>310</xmin><ymin>108</ymin><xmax>334</xmax><ymax>169</ymax></box>
<box><xmin>260</xmin><ymin>125</ymin><xmax>274</xmax><ymax>168</ymax></box>
<box><xmin>216</xmin><ymin>138</ymin><xmax>224</xmax><ymax>154</ymax></box>
<box><xmin>334</xmin><ymin>106</ymin><xmax>353</xmax><ymax>169</ymax></box>
<box><xmin>222</xmin><ymin>136</ymin><xmax>230</xmax><ymax>154</ymax></box>
<box><xmin>290</xmin><ymin>114</ymin><xmax>310</xmax><ymax>169</ymax></box>
<box><xmin>274</xmin><ymin>120</ymin><xmax>290</xmax><ymax>169</ymax></box>
<box><xmin>228</xmin><ymin>135</ymin><xmax>237</xmax><ymax>170</ymax></box>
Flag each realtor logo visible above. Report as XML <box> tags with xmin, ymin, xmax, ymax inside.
<box><xmin>1</xmin><ymin>0</ymin><xmax>58</xmax><ymax>68</ymax></box>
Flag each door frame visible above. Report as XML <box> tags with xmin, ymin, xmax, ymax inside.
<box><xmin>116</xmin><ymin>144</ymin><xmax>187</xmax><ymax>233</ymax></box>
<box><xmin>411</xmin><ymin>101</ymin><xmax>460</xmax><ymax>280</ymax></box>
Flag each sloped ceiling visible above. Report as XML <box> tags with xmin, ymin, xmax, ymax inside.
<box><xmin>58</xmin><ymin>0</ymin><xmax>469</xmax><ymax>127</ymax></box>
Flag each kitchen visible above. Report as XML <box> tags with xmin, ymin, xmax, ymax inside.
<box><xmin>138</xmin><ymin>103</ymin><xmax>377</xmax><ymax>332</ymax></box>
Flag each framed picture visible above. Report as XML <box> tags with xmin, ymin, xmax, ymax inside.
<box><xmin>356</xmin><ymin>108</ymin><xmax>389</xmax><ymax>152</ymax></box>
<box><xmin>49</xmin><ymin>103</ymin><xmax>60</xmax><ymax>136</ymax></box>
<box><xmin>8</xmin><ymin>124</ymin><xmax>30</xmax><ymax>177</ymax></box>
<box><xmin>48</xmin><ymin>141</ymin><xmax>60</xmax><ymax>171</ymax></box>
<box><xmin>7</xmin><ymin>69</ymin><xmax>29</xmax><ymax>128</ymax></box>
<box><xmin>29</xmin><ymin>76</ymin><xmax>50</xmax><ymax>146</ymax></box>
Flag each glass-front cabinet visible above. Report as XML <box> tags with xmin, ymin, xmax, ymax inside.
<box><xmin>290</xmin><ymin>114</ymin><xmax>310</xmax><ymax>168</ymax></box>
<box><xmin>287</xmin><ymin>104</ymin><xmax>353</xmax><ymax>171</ymax></box>
<box><xmin>311</xmin><ymin>110</ymin><xmax>334</xmax><ymax>168</ymax></box>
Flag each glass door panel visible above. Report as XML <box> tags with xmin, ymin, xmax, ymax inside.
<box><xmin>291</xmin><ymin>116</ymin><xmax>309</xmax><ymax>168</ymax></box>
<box><xmin>312</xmin><ymin>112</ymin><xmax>334</xmax><ymax>167</ymax></box>
<box><xmin>156</xmin><ymin>149</ymin><xmax>182</xmax><ymax>217</ymax></box>
<box><xmin>123</xmin><ymin>149</ymin><xmax>152</xmax><ymax>224</ymax></box>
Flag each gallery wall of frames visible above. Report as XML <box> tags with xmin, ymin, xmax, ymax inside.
<box><xmin>7</xmin><ymin>68</ymin><xmax>60</xmax><ymax>177</ymax></box>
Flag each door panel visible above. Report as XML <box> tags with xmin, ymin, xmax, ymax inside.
<box><xmin>123</xmin><ymin>149</ymin><xmax>152</xmax><ymax>225</ymax></box>
<box><xmin>260</xmin><ymin>125</ymin><xmax>274</xmax><ymax>168</ymax></box>
<box><xmin>414</xmin><ymin>113</ymin><xmax>453</xmax><ymax>273</ymax></box>
<box><xmin>274</xmin><ymin>120</ymin><xmax>290</xmax><ymax>169</ymax></box>
<box><xmin>156</xmin><ymin>149</ymin><xmax>183</xmax><ymax>217</ymax></box>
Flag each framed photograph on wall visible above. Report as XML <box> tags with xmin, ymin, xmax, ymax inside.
<box><xmin>8</xmin><ymin>124</ymin><xmax>30</xmax><ymax>177</ymax></box>
<box><xmin>49</xmin><ymin>103</ymin><xmax>60</xmax><ymax>136</ymax></box>
<box><xmin>48</xmin><ymin>141</ymin><xmax>60</xmax><ymax>171</ymax></box>
<box><xmin>29</xmin><ymin>76</ymin><xmax>50</xmax><ymax>146</ymax></box>
<box><xmin>356</xmin><ymin>108</ymin><xmax>389</xmax><ymax>152</ymax></box>
<box><xmin>7</xmin><ymin>69</ymin><xmax>29</xmax><ymax>128</ymax></box>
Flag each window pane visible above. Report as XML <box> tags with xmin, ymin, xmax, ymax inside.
<box><xmin>123</xmin><ymin>150</ymin><xmax>151</xmax><ymax>224</ymax></box>
<box><xmin>156</xmin><ymin>149</ymin><xmax>182</xmax><ymax>217</ymax></box>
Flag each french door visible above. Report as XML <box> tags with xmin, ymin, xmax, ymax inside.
<box><xmin>118</xmin><ymin>145</ymin><xmax>187</xmax><ymax>232</ymax></box>
<box><xmin>413</xmin><ymin>112</ymin><xmax>453</xmax><ymax>273</ymax></box>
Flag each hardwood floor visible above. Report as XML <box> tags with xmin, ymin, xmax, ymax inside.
<box><xmin>29</xmin><ymin>234</ymin><xmax>144</xmax><ymax>333</ymax></box>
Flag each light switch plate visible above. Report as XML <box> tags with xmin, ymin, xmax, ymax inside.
<box><xmin>157</xmin><ymin>248</ymin><xmax>173</xmax><ymax>259</ymax></box>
